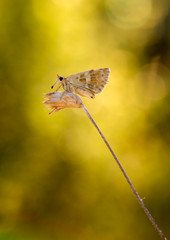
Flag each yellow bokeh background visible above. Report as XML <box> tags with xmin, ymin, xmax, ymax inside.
<box><xmin>0</xmin><ymin>0</ymin><xmax>170</xmax><ymax>239</ymax></box>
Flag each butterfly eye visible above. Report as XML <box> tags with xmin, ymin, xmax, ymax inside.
<box><xmin>59</xmin><ymin>77</ymin><xmax>63</xmax><ymax>81</ymax></box>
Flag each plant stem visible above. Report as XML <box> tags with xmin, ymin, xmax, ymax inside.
<box><xmin>82</xmin><ymin>105</ymin><xmax>166</xmax><ymax>240</ymax></box>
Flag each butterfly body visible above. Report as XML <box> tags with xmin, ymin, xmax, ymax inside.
<box><xmin>54</xmin><ymin>68</ymin><xmax>110</xmax><ymax>99</ymax></box>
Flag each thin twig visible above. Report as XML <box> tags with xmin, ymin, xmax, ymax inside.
<box><xmin>82</xmin><ymin>105</ymin><xmax>167</xmax><ymax>240</ymax></box>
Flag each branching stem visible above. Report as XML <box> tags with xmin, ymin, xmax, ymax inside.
<box><xmin>82</xmin><ymin>105</ymin><xmax>166</xmax><ymax>240</ymax></box>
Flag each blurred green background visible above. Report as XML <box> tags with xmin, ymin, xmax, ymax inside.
<box><xmin>0</xmin><ymin>0</ymin><xmax>170</xmax><ymax>239</ymax></box>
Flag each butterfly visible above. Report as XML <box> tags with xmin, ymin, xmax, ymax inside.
<box><xmin>51</xmin><ymin>68</ymin><xmax>110</xmax><ymax>99</ymax></box>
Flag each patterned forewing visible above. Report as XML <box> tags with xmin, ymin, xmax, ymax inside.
<box><xmin>67</xmin><ymin>68</ymin><xmax>110</xmax><ymax>94</ymax></box>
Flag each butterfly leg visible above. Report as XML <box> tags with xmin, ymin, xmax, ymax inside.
<box><xmin>54</xmin><ymin>84</ymin><xmax>61</xmax><ymax>92</ymax></box>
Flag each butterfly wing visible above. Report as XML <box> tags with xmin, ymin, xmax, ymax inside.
<box><xmin>67</xmin><ymin>68</ymin><xmax>110</xmax><ymax>97</ymax></box>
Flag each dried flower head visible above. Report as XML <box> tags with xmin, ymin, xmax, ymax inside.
<box><xmin>43</xmin><ymin>91</ymin><xmax>83</xmax><ymax>114</ymax></box>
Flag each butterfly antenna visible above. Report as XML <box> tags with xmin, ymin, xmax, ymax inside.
<box><xmin>51</xmin><ymin>80</ymin><xmax>57</xmax><ymax>89</ymax></box>
<box><xmin>51</xmin><ymin>75</ymin><xmax>60</xmax><ymax>89</ymax></box>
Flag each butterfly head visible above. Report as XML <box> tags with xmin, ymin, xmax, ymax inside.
<box><xmin>58</xmin><ymin>76</ymin><xmax>64</xmax><ymax>81</ymax></box>
<box><xmin>51</xmin><ymin>74</ymin><xmax>64</xmax><ymax>89</ymax></box>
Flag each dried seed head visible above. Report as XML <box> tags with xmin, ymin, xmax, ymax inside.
<box><xmin>43</xmin><ymin>91</ymin><xmax>84</xmax><ymax>114</ymax></box>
